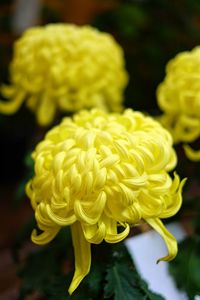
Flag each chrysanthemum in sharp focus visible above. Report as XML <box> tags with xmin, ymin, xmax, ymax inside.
<box><xmin>26</xmin><ymin>108</ymin><xmax>186</xmax><ymax>294</ymax></box>
<box><xmin>0</xmin><ymin>24</ymin><xmax>128</xmax><ymax>126</ymax></box>
<box><xmin>157</xmin><ymin>46</ymin><xmax>200</xmax><ymax>161</ymax></box>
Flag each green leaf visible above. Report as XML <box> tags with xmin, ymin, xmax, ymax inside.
<box><xmin>169</xmin><ymin>237</ymin><xmax>200</xmax><ymax>299</ymax></box>
<box><xmin>105</xmin><ymin>262</ymin><xmax>144</xmax><ymax>300</ymax></box>
<box><xmin>44</xmin><ymin>275</ymin><xmax>92</xmax><ymax>300</ymax></box>
<box><xmin>17</xmin><ymin>233</ymin><xmax>164</xmax><ymax>299</ymax></box>
<box><xmin>104</xmin><ymin>247</ymin><xmax>164</xmax><ymax>300</ymax></box>
<box><xmin>138</xmin><ymin>278</ymin><xmax>165</xmax><ymax>300</ymax></box>
<box><xmin>85</xmin><ymin>260</ymin><xmax>105</xmax><ymax>297</ymax></box>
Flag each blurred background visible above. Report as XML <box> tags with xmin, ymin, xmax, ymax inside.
<box><xmin>0</xmin><ymin>0</ymin><xmax>200</xmax><ymax>299</ymax></box>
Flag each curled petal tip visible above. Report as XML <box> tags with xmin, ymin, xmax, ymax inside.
<box><xmin>146</xmin><ymin>218</ymin><xmax>178</xmax><ymax>263</ymax></box>
<box><xmin>184</xmin><ymin>144</ymin><xmax>200</xmax><ymax>162</ymax></box>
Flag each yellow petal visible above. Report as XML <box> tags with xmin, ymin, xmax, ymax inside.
<box><xmin>175</xmin><ymin>115</ymin><xmax>200</xmax><ymax>142</ymax></box>
<box><xmin>105</xmin><ymin>221</ymin><xmax>130</xmax><ymax>243</ymax></box>
<box><xmin>0</xmin><ymin>90</ymin><xmax>25</xmax><ymax>114</ymax></box>
<box><xmin>68</xmin><ymin>222</ymin><xmax>91</xmax><ymax>295</ymax></box>
<box><xmin>37</xmin><ymin>95</ymin><xmax>56</xmax><ymax>126</ymax></box>
<box><xmin>74</xmin><ymin>192</ymin><xmax>107</xmax><ymax>225</ymax></box>
<box><xmin>146</xmin><ymin>218</ymin><xmax>177</xmax><ymax>262</ymax></box>
<box><xmin>82</xmin><ymin>222</ymin><xmax>106</xmax><ymax>244</ymax></box>
<box><xmin>46</xmin><ymin>204</ymin><xmax>76</xmax><ymax>226</ymax></box>
<box><xmin>26</xmin><ymin>95</ymin><xmax>38</xmax><ymax>111</ymax></box>
<box><xmin>184</xmin><ymin>144</ymin><xmax>200</xmax><ymax>162</ymax></box>
<box><xmin>160</xmin><ymin>174</ymin><xmax>186</xmax><ymax>218</ymax></box>
<box><xmin>31</xmin><ymin>227</ymin><xmax>60</xmax><ymax>245</ymax></box>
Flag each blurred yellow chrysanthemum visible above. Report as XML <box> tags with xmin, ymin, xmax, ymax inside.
<box><xmin>26</xmin><ymin>108</ymin><xmax>185</xmax><ymax>294</ymax></box>
<box><xmin>157</xmin><ymin>46</ymin><xmax>200</xmax><ymax>161</ymax></box>
<box><xmin>0</xmin><ymin>23</ymin><xmax>128</xmax><ymax>126</ymax></box>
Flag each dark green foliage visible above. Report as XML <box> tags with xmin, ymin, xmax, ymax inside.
<box><xmin>105</xmin><ymin>262</ymin><xmax>144</xmax><ymax>300</ymax></box>
<box><xmin>17</xmin><ymin>231</ymin><xmax>164</xmax><ymax>300</ymax></box>
<box><xmin>169</xmin><ymin>237</ymin><xmax>200</xmax><ymax>300</ymax></box>
<box><xmin>169</xmin><ymin>197</ymin><xmax>200</xmax><ymax>300</ymax></box>
<box><xmin>138</xmin><ymin>279</ymin><xmax>165</xmax><ymax>300</ymax></box>
<box><xmin>104</xmin><ymin>244</ymin><xmax>164</xmax><ymax>300</ymax></box>
<box><xmin>96</xmin><ymin>3</ymin><xmax>148</xmax><ymax>38</ymax></box>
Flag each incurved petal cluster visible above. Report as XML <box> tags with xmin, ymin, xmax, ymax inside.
<box><xmin>157</xmin><ymin>47</ymin><xmax>200</xmax><ymax>161</ymax></box>
<box><xmin>0</xmin><ymin>24</ymin><xmax>128</xmax><ymax>126</ymax></box>
<box><xmin>26</xmin><ymin>109</ymin><xmax>185</xmax><ymax>294</ymax></box>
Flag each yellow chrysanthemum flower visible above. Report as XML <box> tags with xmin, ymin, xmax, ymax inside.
<box><xmin>157</xmin><ymin>46</ymin><xmax>200</xmax><ymax>161</ymax></box>
<box><xmin>26</xmin><ymin>108</ymin><xmax>185</xmax><ymax>294</ymax></box>
<box><xmin>0</xmin><ymin>24</ymin><xmax>128</xmax><ymax>126</ymax></box>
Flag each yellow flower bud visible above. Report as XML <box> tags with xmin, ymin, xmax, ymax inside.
<box><xmin>157</xmin><ymin>47</ymin><xmax>200</xmax><ymax>161</ymax></box>
<box><xmin>26</xmin><ymin>108</ymin><xmax>186</xmax><ymax>294</ymax></box>
<box><xmin>0</xmin><ymin>24</ymin><xmax>128</xmax><ymax>126</ymax></box>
